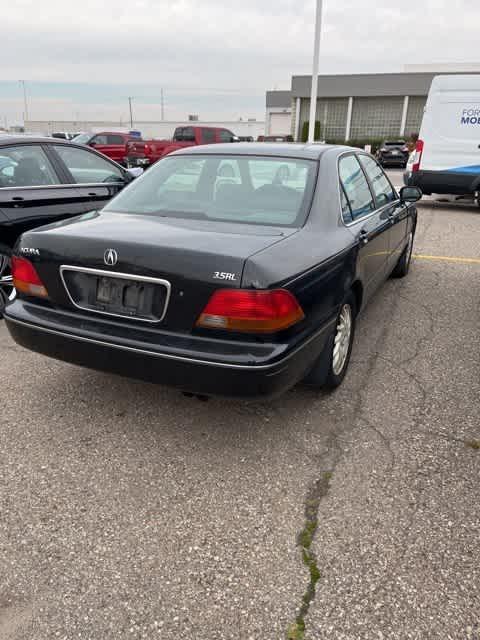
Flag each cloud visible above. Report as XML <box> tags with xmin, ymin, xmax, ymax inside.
<box><xmin>1</xmin><ymin>0</ymin><xmax>479</xmax><ymax>123</ymax></box>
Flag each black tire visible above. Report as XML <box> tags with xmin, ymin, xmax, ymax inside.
<box><xmin>391</xmin><ymin>230</ymin><xmax>414</xmax><ymax>278</ymax></box>
<box><xmin>303</xmin><ymin>293</ymin><xmax>356</xmax><ymax>390</ymax></box>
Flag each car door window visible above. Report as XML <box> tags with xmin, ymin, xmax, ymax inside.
<box><xmin>339</xmin><ymin>155</ymin><xmax>375</xmax><ymax>221</ymax></box>
<box><xmin>201</xmin><ymin>129</ymin><xmax>216</xmax><ymax>144</ymax></box>
<box><xmin>358</xmin><ymin>155</ymin><xmax>397</xmax><ymax>208</ymax></box>
<box><xmin>219</xmin><ymin>129</ymin><xmax>234</xmax><ymax>143</ymax></box>
<box><xmin>107</xmin><ymin>135</ymin><xmax>124</xmax><ymax>145</ymax></box>
<box><xmin>91</xmin><ymin>135</ymin><xmax>108</xmax><ymax>145</ymax></box>
<box><xmin>340</xmin><ymin>182</ymin><xmax>353</xmax><ymax>223</ymax></box>
<box><xmin>53</xmin><ymin>145</ymin><xmax>125</xmax><ymax>184</ymax></box>
<box><xmin>0</xmin><ymin>145</ymin><xmax>60</xmax><ymax>188</ymax></box>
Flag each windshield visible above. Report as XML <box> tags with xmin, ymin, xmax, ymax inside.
<box><xmin>104</xmin><ymin>154</ymin><xmax>317</xmax><ymax>228</ymax></box>
<box><xmin>72</xmin><ymin>133</ymin><xmax>91</xmax><ymax>145</ymax></box>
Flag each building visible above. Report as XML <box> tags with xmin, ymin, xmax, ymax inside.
<box><xmin>265</xmin><ymin>91</ymin><xmax>293</xmax><ymax>136</ymax></box>
<box><xmin>267</xmin><ymin>68</ymin><xmax>480</xmax><ymax>142</ymax></box>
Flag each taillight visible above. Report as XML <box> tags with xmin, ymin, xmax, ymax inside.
<box><xmin>411</xmin><ymin>139</ymin><xmax>424</xmax><ymax>172</ymax></box>
<box><xmin>11</xmin><ymin>256</ymin><xmax>48</xmax><ymax>298</ymax></box>
<box><xmin>196</xmin><ymin>289</ymin><xmax>305</xmax><ymax>333</ymax></box>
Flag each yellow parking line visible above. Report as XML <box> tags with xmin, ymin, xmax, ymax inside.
<box><xmin>413</xmin><ymin>254</ymin><xmax>480</xmax><ymax>265</ymax></box>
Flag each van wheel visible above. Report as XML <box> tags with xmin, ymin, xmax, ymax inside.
<box><xmin>391</xmin><ymin>231</ymin><xmax>414</xmax><ymax>278</ymax></box>
<box><xmin>303</xmin><ymin>293</ymin><xmax>356</xmax><ymax>390</ymax></box>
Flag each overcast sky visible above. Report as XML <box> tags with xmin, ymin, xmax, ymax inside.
<box><xmin>1</xmin><ymin>0</ymin><xmax>479</xmax><ymax>125</ymax></box>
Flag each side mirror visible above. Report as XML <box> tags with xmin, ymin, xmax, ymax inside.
<box><xmin>89</xmin><ymin>141</ymin><xmax>96</xmax><ymax>147</ymax></box>
<box><xmin>399</xmin><ymin>186</ymin><xmax>422</xmax><ymax>203</ymax></box>
<box><xmin>126</xmin><ymin>167</ymin><xmax>143</xmax><ymax>179</ymax></box>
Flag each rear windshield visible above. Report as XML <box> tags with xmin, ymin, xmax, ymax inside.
<box><xmin>104</xmin><ymin>154</ymin><xmax>317</xmax><ymax>228</ymax></box>
<box><xmin>384</xmin><ymin>141</ymin><xmax>405</xmax><ymax>146</ymax></box>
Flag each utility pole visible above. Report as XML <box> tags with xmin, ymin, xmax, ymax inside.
<box><xmin>128</xmin><ymin>97</ymin><xmax>134</xmax><ymax>128</ymax></box>
<box><xmin>307</xmin><ymin>0</ymin><xmax>323</xmax><ymax>143</ymax></box>
<box><xmin>161</xmin><ymin>89</ymin><xmax>165</xmax><ymax>121</ymax></box>
<box><xmin>20</xmin><ymin>80</ymin><xmax>29</xmax><ymax>125</ymax></box>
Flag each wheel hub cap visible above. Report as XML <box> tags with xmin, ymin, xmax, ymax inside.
<box><xmin>0</xmin><ymin>254</ymin><xmax>15</xmax><ymax>312</ymax></box>
<box><xmin>332</xmin><ymin>304</ymin><xmax>352</xmax><ymax>376</ymax></box>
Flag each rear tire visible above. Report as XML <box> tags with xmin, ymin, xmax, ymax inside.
<box><xmin>391</xmin><ymin>231</ymin><xmax>414</xmax><ymax>278</ymax></box>
<box><xmin>303</xmin><ymin>293</ymin><xmax>356</xmax><ymax>390</ymax></box>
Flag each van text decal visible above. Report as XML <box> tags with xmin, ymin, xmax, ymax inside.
<box><xmin>461</xmin><ymin>108</ymin><xmax>480</xmax><ymax>125</ymax></box>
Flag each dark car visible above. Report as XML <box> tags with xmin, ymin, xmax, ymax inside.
<box><xmin>0</xmin><ymin>136</ymin><xmax>142</xmax><ymax>314</ymax></box>
<box><xmin>4</xmin><ymin>143</ymin><xmax>421</xmax><ymax>398</ymax></box>
<box><xmin>376</xmin><ymin>140</ymin><xmax>409</xmax><ymax>168</ymax></box>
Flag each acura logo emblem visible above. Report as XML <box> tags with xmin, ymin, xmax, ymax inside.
<box><xmin>104</xmin><ymin>249</ymin><xmax>118</xmax><ymax>266</ymax></box>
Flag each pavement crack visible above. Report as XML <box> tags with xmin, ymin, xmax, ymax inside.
<box><xmin>287</xmin><ymin>471</ymin><xmax>333</xmax><ymax>640</ymax></box>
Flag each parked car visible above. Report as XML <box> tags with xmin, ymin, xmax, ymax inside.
<box><xmin>376</xmin><ymin>140</ymin><xmax>409</xmax><ymax>167</ymax></box>
<box><xmin>126</xmin><ymin>126</ymin><xmax>239</xmax><ymax>168</ymax></box>
<box><xmin>4</xmin><ymin>143</ymin><xmax>421</xmax><ymax>398</ymax></box>
<box><xmin>405</xmin><ymin>74</ymin><xmax>480</xmax><ymax>201</ymax></box>
<box><xmin>72</xmin><ymin>132</ymin><xmax>140</xmax><ymax>166</ymax></box>
<box><xmin>259</xmin><ymin>135</ymin><xmax>294</xmax><ymax>143</ymax></box>
<box><xmin>51</xmin><ymin>132</ymin><xmax>80</xmax><ymax>140</ymax></box>
<box><xmin>0</xmin><ymin>136</ymin><xmax>142</xmax><ymax>314</ymax></box>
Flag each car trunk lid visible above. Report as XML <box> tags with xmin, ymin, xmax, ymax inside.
<box><xmin>19</xmin><ymin>211</ymin><xmax>295</xmax><ymax>331</ymax></box>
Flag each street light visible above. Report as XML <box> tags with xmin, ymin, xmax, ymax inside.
<box><xmin>19</xmin><ymin>80</ymin><xmax>29</xmax><ymax>125</ymax></box>
<box><xmin>128</xmin><ymin>97</ymin><xmax>134</xmax><ymax>128</ymax></box>
<box><xmin>307</xmin><ymin>0</ymin><xmax>324</xmax><ymax>143</ymax></box>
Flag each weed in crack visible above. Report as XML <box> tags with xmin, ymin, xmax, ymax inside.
<box><xmin>286</xmin><ymin>472</ymin><xmax>332</xmax><ymax>639</ymax></box>
<box><xmin>465</xmin><ymin>439</ymin><xmax>480</xmax><ymax>450</ymax></box>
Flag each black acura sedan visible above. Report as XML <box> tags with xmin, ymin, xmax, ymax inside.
<box><xmin>0</xmin><ymin>136</ymin><xmax>142</xmax><ymax>314</ymax></box>
<box><xmin>4</xmin><ymin>143</ymin><xmax>421</xmax><ymax>398</ymax></box>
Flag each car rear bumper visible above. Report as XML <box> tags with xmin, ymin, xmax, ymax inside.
<box><xmin>378</xmin><ymin>155</ymin><xmax>408</xmax><ymax>166</ymax></box>
<box><xmin>126</xmin><ymin>156</ymin><xmax>151</xmax><ymax>168</ymax></box>
<box><xmin>406</xmin><ymin>169</ymin><xmax>478</xmax><ymax>195</ymax></box>
<box><xmin>4</xmin><ymin>300</ymin><xmax>334</xmax><ymax>398</ymax></box>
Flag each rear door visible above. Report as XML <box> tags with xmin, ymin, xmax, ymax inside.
<box><xmin>358</xmin><ymin>154</ymin><xmax>407</xmax><ymax>267</ymax></box>
<box><xmin>0</xmin><ymin>143</ymin><xmax>87</xmax><ymax>240</ymax></box>
<box><xmin>422</xmin><ymin>78</ymin><xmax>480</xmax><ymax>173</ymax></box>
<box><xmin>339</xmin><ymin>153</ymin><xmax>390</xmax><ymax>300</ymax></box>
<box><xmin>49</xmin><ymin>144</ymin><xmax>127</xmax><ymax>212</ymax></box>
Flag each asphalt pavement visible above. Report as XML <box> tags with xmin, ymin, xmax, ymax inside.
<box><xmin>0</xmin><ymin>177</ymin><xmax>479</xmax><ymax>639</ymax></box>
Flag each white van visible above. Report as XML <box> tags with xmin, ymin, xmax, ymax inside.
<box><xmin>405</xmin><ymin>74</ymin><xmax>480</xmax><ymax>199</ymax></box>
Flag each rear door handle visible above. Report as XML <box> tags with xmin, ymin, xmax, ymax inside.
<box><xmin>358</xmin><ymin>229</ymin><xmax>369</xmax><ymax>245</ymax></box>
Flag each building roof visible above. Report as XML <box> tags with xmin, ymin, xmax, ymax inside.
<box><xmin>266</xmin><ymin>90</ymin><xmax>293</xmax><ymax>109</ymax></box>
<box><xmin>291</xmin><ymin>71</ymin><xmax>480</xmax><ymax>98</ymax></box>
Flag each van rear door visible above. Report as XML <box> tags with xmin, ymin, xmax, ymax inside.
<box><xmin>421</xmin><ymin>76</ymin><xmax>480</xmax><ymax>174</ymax></box>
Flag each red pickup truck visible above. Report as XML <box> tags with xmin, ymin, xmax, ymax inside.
<box><xmin>72</xmin><ymin>132</ymin><xmax>140</xmax><ymax>166</ymax></box>
<box><xmin>126</xmin><ymin>126</ymin><xmax>238</xmax><ymax>168</ymax></box>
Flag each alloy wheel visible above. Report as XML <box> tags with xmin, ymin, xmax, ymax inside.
<box><xmin>0</xmin><ymin>254</ymin><xmax>15</xmax><ymax>313</ymax></box>
<box><xmin>332</xmin><ymin>303</ymin><xmax>352</xmax><ymax>376</ymax></box>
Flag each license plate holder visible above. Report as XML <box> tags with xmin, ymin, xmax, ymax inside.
<box><xmin>61</xmin><ymin>267</ymin><xmax>170</xmax><ymax>323</ymax></box>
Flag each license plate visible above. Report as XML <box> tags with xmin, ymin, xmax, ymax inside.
<box><xmin>392</xmin><ymin>150</ymin><xmax>400</xmax><ymax>155</ymax></box>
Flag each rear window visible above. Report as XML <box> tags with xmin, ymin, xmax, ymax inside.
<box><xmin>384</xmin><ymin>141</ymin><xmax>405</xmax><ymax>147</ymax></box>
<box><xmin>104</xmin><ymin>154</ymin><xmax>317</xmax><ymax>228</ymax></box>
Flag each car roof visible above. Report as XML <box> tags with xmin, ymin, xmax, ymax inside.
<box><xmin>0</xmin><ymin>135</ymin><xmax>73</xmax><ymax>146</ymax></box>
<box><xmin>172</xmin><ymin>142</ymin><xmax>353</xmax><ymax>160</ymax></box>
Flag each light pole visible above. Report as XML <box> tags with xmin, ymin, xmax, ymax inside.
<box><xmin>128</xmin><ymin>97</ymin><xmax>134</xmax><ymax>128</ymax></box>
<box><xmin>307</xmin><ymin>0</ymin><xmax>324</xmax><ymax>143</ymax></box>
<box><xmin>20</xmin><ymin>80</ymin><xmax>29</xmax><ymax>125</ymax></box>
